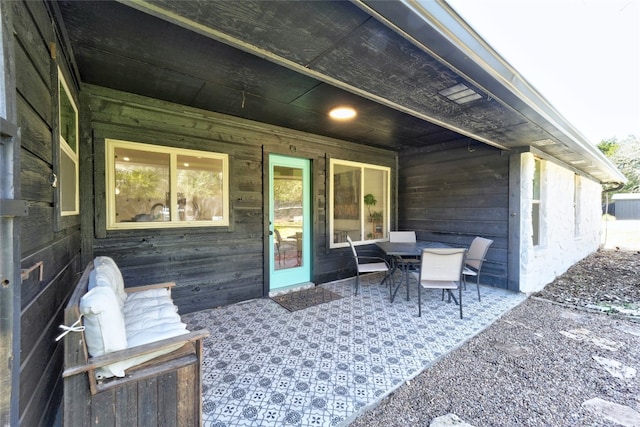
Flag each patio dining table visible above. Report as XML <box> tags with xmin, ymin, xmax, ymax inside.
<box><xmin>376</xmin><ymin>240</ymin><xmax>451</xmax><ymax>302</ymax></box>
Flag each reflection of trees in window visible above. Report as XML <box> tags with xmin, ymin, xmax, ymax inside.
<box><xmin>115</xmin><ymin>164</ymin><xmax>169</xmax><ymax>222</ymax></box>
<box><xmin>273</xmin><ymin>168</ymin><xmax>303</xmax><ymax>225</ymax></box>
<box><xmin>274</xmin><ymin>179</ymin><xmax>302</xmax><ymax>204</ymax></box>
<box><xmin>116</xmin><ymin>168</ymin><xmax>167</xmax><ymax>200</ymax></box>
<box><xmin>178</xmin><ymin>170</ymin><xmax>223</xmax><ymax>199</ymax></box>
<box><xmin>177</xmin><ymin>154</ymin><xmax>225</xmax><ymax>220</ymax></box>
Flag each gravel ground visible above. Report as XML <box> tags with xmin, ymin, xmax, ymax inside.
<box><xmin>350</xmin><ymin>249</ymin><xmax>640</xmax><ymax>427</ymax></box>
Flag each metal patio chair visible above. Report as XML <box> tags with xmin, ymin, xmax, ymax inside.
<box><xmin>274</xmin><ymin>229</ymin><xmax>296</xmax><ymax>266</ymax></box>
<box><xmin>347</xmin><ymin>235</ymin><xmax>391</xmax><ymax>295</ymax></box>
<box><xmin>388</xmin><ymin>230</ymin><xmax>421</xmax><ymax>266</ymax></box>
<box><xmin>414</xmin><ymin>248</ymin><xmax>467</xmax><ymax>318</ymax></box>
<box><xmin>463</xmin><ymin>237</ymin><xmax>494</xmax><ymax>301</ymax></box>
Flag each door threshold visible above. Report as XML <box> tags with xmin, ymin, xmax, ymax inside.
<box><xmin>269</xmin><ymin>282</ymin><xmax>316</xmax><ymax>297</ymax></box>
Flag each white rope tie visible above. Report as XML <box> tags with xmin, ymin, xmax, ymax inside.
<box><xmin>55</xmin><ymin>316</ymin><xmax>84</xmax><ymax>342</ymax></box>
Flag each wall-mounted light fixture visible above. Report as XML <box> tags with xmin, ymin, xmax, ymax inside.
<box><xmin>329</xmin><ymin>106</ymin><xmax>357</xmax><ymax>120</ymax></box>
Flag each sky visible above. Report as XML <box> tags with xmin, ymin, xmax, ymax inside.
<box><xmin>446</xmin><ymin>0</ymin><xmax>640</xmax><ymax>145</ymax></box>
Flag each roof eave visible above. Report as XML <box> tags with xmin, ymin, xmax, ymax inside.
<box><xmin>359</xmin><ymin>0</ymin><xmax>626</xmax><ymax>184</ymax></box>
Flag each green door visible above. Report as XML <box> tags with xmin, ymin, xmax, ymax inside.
<box><xmin>269</xmin><ymin>154</ymin><xmax>311</xmax><ymax>291</ymax></box>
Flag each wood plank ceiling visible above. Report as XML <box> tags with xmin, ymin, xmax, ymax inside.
<box><xmin>53</xmin><ymin>0</ymin><xmax>622</xmax><ymax>182</ymax></box>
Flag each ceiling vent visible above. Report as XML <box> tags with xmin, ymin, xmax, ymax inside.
<box><xmin>439</xmin><ymin>83</ymin><xmax>482</xmax><ymax>104</ymax></box>
<box><xmin>532</xmin><ymin>139</ymin><xmax>556</xmax><ymax>146</ymax></box>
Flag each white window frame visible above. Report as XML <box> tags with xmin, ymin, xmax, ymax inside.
<box><xmin>532</xmin><ymin>158</ymin><xmax>543</xmax><ymax>246</ymax></box>
<box><xmin>58</xmin><ymin>68</ymin><xmax>79</xmax><ymax>216</ymax></box>
<box><xmin>329</xmin><ymin>158</ymin><xmax>390</xmax><ymax>248</ymax></box>
<box><xmin>105</xmin><ymin>139</ymin><xmax>229</xmax><ymax>230</ymax></box>
<box><xmin>574</xmin><ymin>174</ymin><xmax>582</xmax><ymax>237</ymax></box>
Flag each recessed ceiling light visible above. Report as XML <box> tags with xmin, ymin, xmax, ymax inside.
<box><xmin>329</xmin><ymin>106</ymin><xmax>357</xmax><ymax>120</ymax></box>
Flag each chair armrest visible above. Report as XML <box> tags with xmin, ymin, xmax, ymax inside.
<box><xmin>464</xmin><ymin>257</ymin><xmax>488</xmax><ymax>267</ymax></box>
<box><xmin>357</xmin><ymin>256</ymin><xmax>390</xmax><ymax>267</ymax></box>
<box><xmin>63</xmin><ymin>329</ymin><xmax>209</xmax><ymax>377</ymax></box>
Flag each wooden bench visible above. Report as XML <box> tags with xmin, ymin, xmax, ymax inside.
<box><xmin>62</xmin><ymin>259</ymin><xmax>209</xmax><ymax>426</ymax></box>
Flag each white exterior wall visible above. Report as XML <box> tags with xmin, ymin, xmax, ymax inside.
<box><xmin>519</xmin><ymin>153</ymin><xmax>602</xmax><ymax>293</ymax></box>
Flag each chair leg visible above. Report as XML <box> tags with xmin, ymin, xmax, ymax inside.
<box><xmin>459</xmin><ymin>285</ymin><xmax>463</xmax><ymax>319</ymax></box>
<box><xmin>355</xmin><ymin>272</ymin><xmax>360</xmax><ymax>296</ymax></box>
<box><xmin>464</xmin><ymin>273</ymin><xmax>482</xmax><ymax>302</ymax></box>
<box><xmin>418</xmin><ymin>283</ymin><xmax>422</xmax><ymax>317</ymax></box>
<box><xmin>380</xmin><ymin>271</ymin><xmax>390</xmax><ymax>288</ymax></box>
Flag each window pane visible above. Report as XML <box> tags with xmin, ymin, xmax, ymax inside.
<box><xmin>533</xmin><ymin>159</ymin><xmax>541</xmax><ymax>200</ymax></box>
<box><xmin>363</xmin><ymin>167</ymin><xmax>388</xmax><ymax>241</ymax></box>
<box><xmin>60</xmin><ymin>150</ymin><xmax>77</xmax><ymax>212</ymax></box>
<box><xmin>574</xmin><ymin>175</ymin><xmax>581</xmax><ymax>236</ymax></box>
<box><xmin>177</xmin><ymin>154</ymin><xmax>225</xmax><ymax>222</ymax></box>
<box><xmin>331</xmin><ymin>159</ymin><xmax>390</xmax><ymax>246</ymax></box>
<box><xmin>333</xmin><ymin>164</ymin><xmax>361</xmax><ymax>242</ymax></box>
<box><xmin>114</xmin><ymin>147</ymin><xmax>170</xmax><ymax>223</ymax></box>
<box><xmin>532</xmin><ymin>202</ymin><xmax>540</xmax><ymax>246</ymax></box>
<box><xmin>59</xmin><ymin>81</ymin><xmax>77</xmax><ymax>152</ymax></box>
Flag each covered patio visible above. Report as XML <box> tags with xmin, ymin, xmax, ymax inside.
<box><xmin>3</xmin><ymin>1</ymin><xmax>625</xmax><ymax>424</ymax></box>
<box><xmin>183</xmin><ymin>273</ymin><xmax>526</xmax><ymax>426</ymax></box>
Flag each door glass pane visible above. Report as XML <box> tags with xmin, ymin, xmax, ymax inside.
<box><xmin>274</xmin><ymin>166</ymin><xmax>303</xmax><ymax>270</ymax></box>
<box><xmin>114</xmin><ymin>148</ymin><xmax>170</xmax><ymax>223</ymax></box>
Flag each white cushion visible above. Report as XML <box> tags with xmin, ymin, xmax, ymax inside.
<box><xmin>127</xmin><ymin>323</ymin><xmax>188</xmax><ymax>348</ymax></box>
<box><xmin>114</xmin><ymin>333</ymin><xmax>189</xmax><ymax>375</ymax></box>
<box><xmin>125</xmin><ymin>309</ymin><xmax>182</xmax><ymax>332</ymax></box>
<box><xmin>88</xmin><ymin>256</ymin><xmax>127</xmax><ymax>309</ymax></box>
<box><xmin>125</xmin><ymin>302</ymin><xmax>179</xmax><ymax>322</ymax></box>
<box><xmin>118</xmin><ymin>321</ymin><xmax>188</xmax><ymax>374</ymax></box>
<box><xmin>123</xmin><ymin>297</ymin><xmax>175</xmax><ymax>315</ymax></box>
<box><xmin>125</xmin><ymin>288</ymin><xmax>170</xmax><ymax>301</ymax></box>
<box><xmin>79</xmin><ymin>286</ymin><xmax>128</xmax><ymax>378</ymax></box>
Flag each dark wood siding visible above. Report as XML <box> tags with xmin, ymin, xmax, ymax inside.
<box><xmin>83</xmin><ymin>85</ymin><xmax>396</xmax><ymax>314</ymax></box>
<box><xmin>398</xmin><ymin>140</ymin><xmax>510</xmax><ymax>288</ymax></box>
<box><xmin>14</xmin><ymin>1</ymin><xmax>82</xmax><ymax>426</ymax></box>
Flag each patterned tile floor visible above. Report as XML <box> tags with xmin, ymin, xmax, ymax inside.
<box><xmin>182</xmin><ymin>272</ymin><xmax>527</xmax><ymax>427</ymax></box>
